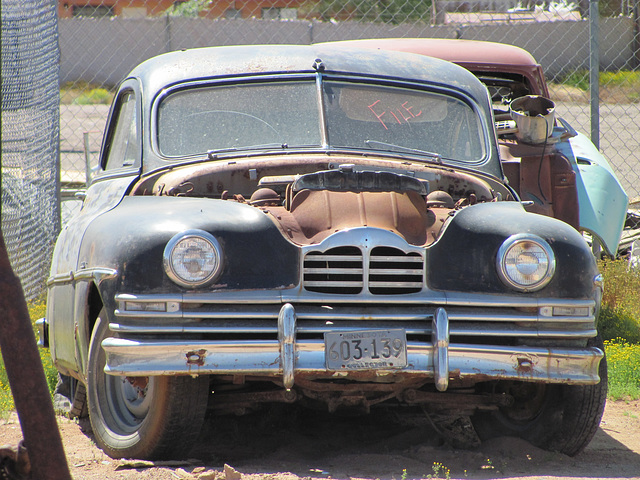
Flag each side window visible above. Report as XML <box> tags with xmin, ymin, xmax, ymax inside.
<box><xmin>104</xmin><ymin>91</ymin><xmax>138</xmax><ymax>171</ymax></box>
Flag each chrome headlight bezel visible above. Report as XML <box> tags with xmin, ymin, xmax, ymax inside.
<box><xmin>163</xmin><ymin>229</ymin><xmax>223</xmax><ymax>288</ymax></box>
<box><xmin>496</xmin><ymin>234</ymin><xmax>555</xmax><ymax>292</ymax></box>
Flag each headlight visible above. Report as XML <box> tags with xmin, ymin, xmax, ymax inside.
<box><xmin>496</xmin><ymin>234</ymin><xmax>555</xmax><ymax>292</ymax></box>
<box><xmin>163</xmin><ymin>230</ymin><xmax>222</xmax><ymax>288</ymax></box>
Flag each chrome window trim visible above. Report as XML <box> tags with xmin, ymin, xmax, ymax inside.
<box><xmin>151</xmin><ymin>73</ymin><xmax>315</xmax><ymax>161</ymax></box>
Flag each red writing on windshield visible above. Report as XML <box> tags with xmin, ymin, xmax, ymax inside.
<box><xmin>368</xmin><ymin>100</ymin><xmax>423</xmax><ymax>130</ymax></box>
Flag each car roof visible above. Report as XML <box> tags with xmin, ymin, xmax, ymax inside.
<box><xmin>128</xmin><ymin>43</ymin><xmax>490</xmax><ymax>102</ymax></box>
<box><xmin>329</xmin><ymin>38</ymin><xmax>537</xmax><ymax>68</ymax></box>
<box><xmin>322</xmin><ymin>38</ymin><xmax>548</xmax><ymax>96</ymax></box>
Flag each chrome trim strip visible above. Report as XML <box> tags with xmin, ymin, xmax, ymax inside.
<box><xmin>315</xmin><ymin>71</ymin><xmax>329</xmax><ymax>149</ymax></box>
<box><xmin>73</xmin><ymin>267</ymin><xmax>118</xmax><ymax>282</ymax></box>
<box><xmin>117</xmin><ymin>293</ymin><xmax>185</xmax><ymax>303</ymax></box>
<box><xmin>114</xmin><ymin>297</ymin><xmax>595</xmax><ymax>325</ymax></box>
<box><xmin>115</xmin><ymin>290</ymin><xmax>596</xmax><ymax>309</ymax></box>
<box><xmin>110</xmin><ymin>323</ymin><xmax>279</xmax><ymax>334</ymax></box>
<box><xmin>47</xmin><ymin>272</ymin><xmax>74</xmax><ymax>286</ymax></box>
<box><xmin>114</xmin><ymin>307</ymin><xmax>594</xmax><ymax>324</ymax></box>
<box><xmin>48</xmin><ymin>267</ymin><xmax>117</xmax><ymax>286</ymax></box>
<box><xmin>109</xmin><ymin>321</ymin><xmax>596</xmax><ymax>338</ymax></box>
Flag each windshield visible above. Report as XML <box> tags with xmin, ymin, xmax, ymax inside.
<box><xmin>158</xmin><ymin>81</ymin><xmax>322</xmax><ymax>157</ymax></box>
<box><xmin>156</xmin><ymin>79</ymin><xmax>487</xmax><ymax>163</ymax></box>
<box><xmin>324</xmin><ymin>81</ymin><xmax>486</xmax><ymax>162</ymax></box>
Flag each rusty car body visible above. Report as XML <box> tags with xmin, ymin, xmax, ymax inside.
<box><xmin>41</xmin><ymin>43</ymin><xmax>613</xmax><ymax>460</ymax></box>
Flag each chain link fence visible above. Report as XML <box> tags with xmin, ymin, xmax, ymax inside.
<box><xmin>1</xmin><ymin>0</ymin><xmax>60</xmax><ymax>301</ymax></box>
<box><xmin>2</xmin><ymin>0</ymin><xmax>639</xmax><ymax>297</ymax></box>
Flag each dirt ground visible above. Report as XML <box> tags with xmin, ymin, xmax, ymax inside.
<box><xmin>1</xmin><ymin>399</ymin><xmax>640</xmax><ymax>480</ymax></box>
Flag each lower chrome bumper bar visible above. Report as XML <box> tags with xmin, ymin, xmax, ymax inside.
<box><xmin>102</xmin><ymin>303</ymin><xmax>604</xmax><ymax>389</ymax></box>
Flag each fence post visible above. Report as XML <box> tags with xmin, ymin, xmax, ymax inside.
<box><xmin>634</xmin><ymin>0</ymin><xmax>640</xmax><ymax>69</ymax></box>
<box><xmin>589</xmin><ymin>0</ymin><xmax>600</xmax><ymax>149</ymax></box>
<box><xmin>164</xmin><ymin>13</ymin><xmax>173</xmax><ymax>52</ymax></box>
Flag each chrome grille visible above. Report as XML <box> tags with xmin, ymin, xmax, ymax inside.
<box><xmin>303</xmin><ymin>246</ymin><xmax>363</xmax><ymax>294</ymax></box>
<box><xmin>369</xmin><ymin>247</ymin><xmax>423</xmax><ymax>294</ymax></box>
<box><xmin>303</xmin><ymin>246</ymin><xmax>424</xmax><ymax>294</ymax></box>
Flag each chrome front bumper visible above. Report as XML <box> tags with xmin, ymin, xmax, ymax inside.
<box><xmin>103</xmin><ymin>301</ymin><xmax>604</xmax><ymax>391</ymax></box>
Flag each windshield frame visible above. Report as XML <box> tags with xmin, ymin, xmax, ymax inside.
<box><xmin>150</xmin><ymin>72</ymin><xmax>494</xmax><ymax>171</ymax></box>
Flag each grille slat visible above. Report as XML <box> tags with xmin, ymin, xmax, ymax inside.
<box><xmin>370</xmin><ymin>256</ymin><xmax>423</xmax><ymax>262</ymax></box>
<box><xmin>303</xmin><ymin>268</ymin><xmax>364</xmax><ymax>274</ymax></box>
<box><xmin>369</xmin><ymin>281</ymin><xmax>424</xmax><ymax>288</ymax></box>
<box><xmin>305</xmin><ymin>255</ymin><xmax>362</xmax><ymax>262</ymax></box>
<box><xmin>304</xmin><ymin>281</ymin><xmax>364</xmax><ymax>288</ymax></box>
<box><xmin>369</xmin><ymin>268</ymin><xmax>423</xmax><ymax>275</ymax></box>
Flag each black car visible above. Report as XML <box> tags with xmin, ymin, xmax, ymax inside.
<box><xmin>42</xmin><ymin>44</ymin><xmax>606</xmax><ymax>460</ymax></box>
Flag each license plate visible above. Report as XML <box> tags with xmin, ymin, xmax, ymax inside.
<box><xmin>324</xmin><ymin>329</ymin><xmax>407</xmax><ymax>371</ymax></box>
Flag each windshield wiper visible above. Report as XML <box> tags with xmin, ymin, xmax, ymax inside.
<box><xmin>364</xmin><ymin>140</ymin><xmax>441</xmax><ymax>163</ymax></box>
<box><xmin>207</xmin><ymin>143</ymin><xmax>289</xmax><ymax>159</ymax></box>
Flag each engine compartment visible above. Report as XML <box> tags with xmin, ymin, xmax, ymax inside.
<box><xmin>131</xmin><ymin>155</ymin><xmax>514</xmax><ymax>246</ymax></box>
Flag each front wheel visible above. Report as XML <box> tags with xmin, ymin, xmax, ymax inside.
<box><xmin>471</xmin><ymin>337</ymin><xmax>607</xmax><ymax>456</ymax></box>
<box><xmin>87</xmin><ymin>311</ymin><xmax>210</xmax><ymax>459</ymax></box>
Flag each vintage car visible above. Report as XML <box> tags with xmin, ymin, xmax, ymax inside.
<box><xmin>41</xmin><ymin>43</ymin><xmax>616</xmax><ymax>460</ymax></box>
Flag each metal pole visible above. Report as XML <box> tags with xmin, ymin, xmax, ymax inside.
<box><xmin>164</xmin><ymin>13</ymin><xmax>173</xmax><ymax>52</ymax></box>
<box><xmin>589</xmin><ymin>0</ymin><xmax>600</xmax><ymax>149</ymax></box>
<box><xmin>83</xmin><ymin>131</ymin><xmax>92</xmax><ymax>185</ymax></box>
<box><xmin>634</xmin><ymin>0</ymin><xmax>640</xmax><ymax>69</ymax></box>
<box><xmin>0</xmin><ymin>231</ymin><xmax>72</xmax><ymax>480</ymax></box>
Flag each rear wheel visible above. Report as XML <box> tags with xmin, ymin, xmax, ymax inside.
<box><xmin>87</xmin><ymin>310</ymin><xmax>210</xmax><ymax>460</ymax></box>
<box><xmin>472</xmin><ymin>337</ymin><xmax>607</xmax><ymax>456</ymax></box>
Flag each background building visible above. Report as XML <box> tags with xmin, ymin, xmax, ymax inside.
<box><xmin>57</xmin><ymin>0</ymin><xmax>311</xmax><ymax>20</ymax></box>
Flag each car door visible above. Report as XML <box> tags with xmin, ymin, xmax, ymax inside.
<box><xmin>48</xmin><ymin>79</ymin><xmax>142</xmax><ymax>375</ymax></box>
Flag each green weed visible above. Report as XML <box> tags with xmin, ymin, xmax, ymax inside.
<box><xmin>73</xmin><ymin>88</ymin><xmax>112</xmax><ymax>105</ymax></box>
<box><xmin>561</xmin><ymin>70</ymin><xmax>640</xmax><ymax>91</ymax></box>
<box><xmin>605</xmin><ymin>339</ymin><xmax>640</xmax><ymax>401</ymax></box>
<box><xmin>60</xmin><ymin>81</ymin><xmax>114</xmax><ymax>105</ymax></box>
<box><xmin>598</xmin><ymin>259</ymin><xmax>640</xmax><ymax>343</ymax></box>
<box><xmin>426</xmin><ymin>462</ymin><xmax>450</xmax><ymax>479</ymax></box>
<box><xmin>561</xmin><ymin>69</ymin><xmax>590</xmax><ymax>90</ymax></box>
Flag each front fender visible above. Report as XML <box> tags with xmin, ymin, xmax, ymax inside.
<box><xmin>78</xmin><ymin>196</ymin><xmax>300</xmax><ymax>313</ymax></box>
<box><xmin>427</xmin><ymin>202</ymin><xmax>599</xmax><ymax>297</ymax></box>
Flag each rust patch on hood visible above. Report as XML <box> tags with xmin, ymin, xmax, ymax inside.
<box><xmin>262</xmin><ymin>189</ymin><xmax>450</xmax><ymax>246</ymax></box>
